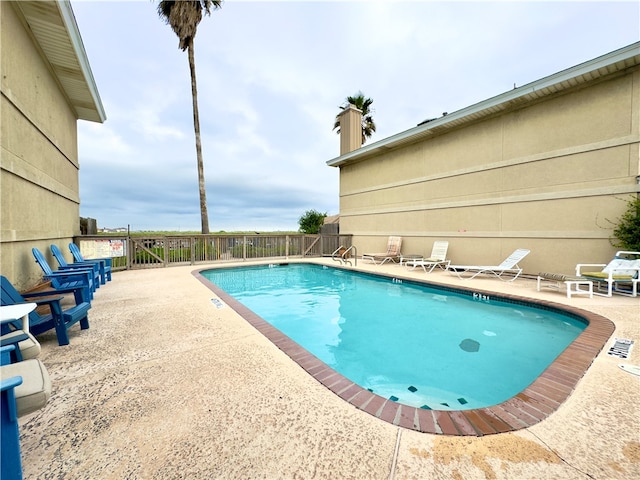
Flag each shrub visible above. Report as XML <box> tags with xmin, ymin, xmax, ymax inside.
<box><xmin>298</xmin><ymin>209</ymin><xmax>327</xmax><ymax>234</ymax></box>
<box><xmin>610</xmin><ymin>196</ymin><xmax>640</xmax><ymax>251</ymax></box>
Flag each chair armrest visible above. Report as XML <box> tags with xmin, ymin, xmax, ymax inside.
<box><xmin>1</xmin><ymin>345</ymin><xmax>17</xmax><ymax>365</ymax></box>
<box><xmin>18</xmin><ymin>295</ymin><xmax>64</xmax><ymax>314</ymax></box>
<box><xmin>23</xmin><ymin>289</ymin><xmax>83</xmax><ymax>307</ymax></box>
<box><xmin>23</xmin><ymin>288</ymin><xmax>67</xmax><ymax>307</ymax></box>
<box><xmin>45</xmin><ymin>271</ymin><xmax>91</xmax><ymax>283</ymax></box>
<box><xmin>21</xmin><ymin>290</ymin><xmax>66</xmax><ymax>301</ymax></box>
<box><xmin>44</xmin><ymin>270</ymin><xmax>89</xmax><ymax>278</ymax></box>
<box><xmin>1</xmin><ymin>332</ymin><xmax>30</xmax><ymax>347</ymax></box>
<box><xmin>615</xmin><ymin>251</ymin><xmax>640</xmax><ymax>257</ymax></box>
<box><xmin>16</xmin><ymin>297</ymin><xmax>65</xmax><ymax>323</ymax></box>
<box><xmin>55</xmin><ymin>265</ymin><xmax>96</xmax><ymax>273</ymax></box>
<box><xmin>84</xmin><ymin>257</ymin><xmax>112</xmax><ymax>267</ymax></box>
<box><xmin>1</xmin><ymin>375</ymin><xmax>23</xmax><ymax>391</ymax></box>
<box><xmin>70</xmin><ymin>261</ymin><xmax>99</xmax><ymax>269</ymax></box>
<box><xmin>576</xmin><ymin>263</ymin><xmax>606</xmax><ymax>276</ymax></box>
<box><xmin>31</xmin><ymin>297</ymin><xmax>64</xmax><ymax>307</ymax></box>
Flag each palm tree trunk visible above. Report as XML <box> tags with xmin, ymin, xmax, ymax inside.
<box><xmin>187</xmin><ymin>41</ymin><xmax>210</xmax><ymax>234</ymax></box>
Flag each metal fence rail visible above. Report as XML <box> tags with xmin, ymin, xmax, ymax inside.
<box><xmin>73</xmin><ymin>234</ymin><xmax>353</xmax><ymax>270</ymax></box>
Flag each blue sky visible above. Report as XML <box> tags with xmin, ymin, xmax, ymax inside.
<box><xmin>72</xmin><ymin>0</ymin><xmax>639</xmax><ymax>232</ymax></box>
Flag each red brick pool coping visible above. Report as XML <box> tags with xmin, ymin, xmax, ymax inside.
<box><xmin>194</xmin><ymin>266</ymin><xmax>615</xmax><ymax>436</ymax></box>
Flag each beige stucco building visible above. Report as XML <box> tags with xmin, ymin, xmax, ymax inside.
<box><xmin>1</xmin><ymin>0</ymin><xmax>105</xmax><ymax>290</ymax></box>
<box><xmin>329</xmin><ymin>42</ymin><xmax>640</xmax><ymax>275</ymax></box>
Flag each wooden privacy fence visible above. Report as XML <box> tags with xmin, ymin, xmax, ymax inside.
<box><xmin>73</xmin><ymin>234</ymin><xmax>353</xmax><ymax>270</ymax></box>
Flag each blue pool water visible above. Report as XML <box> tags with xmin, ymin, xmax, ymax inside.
<box><xmin>201</xmin><ymin>264</ymin><xmax>586</xmax><ymax>410</ymax></box>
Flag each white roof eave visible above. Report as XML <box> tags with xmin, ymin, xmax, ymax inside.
<box><xmin>58</xmin><ymin>0</ymin><xmax>106</xmax><ymax>123</ymax></box>
<box><xmin>15</xmin><ymin>0</ymin><xmax>106</xmax><ymax>124</ymax></box>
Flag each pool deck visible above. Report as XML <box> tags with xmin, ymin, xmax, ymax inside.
<box><xmin>17</xmin><ymin>258</ymin><xmax>640</xmax><ymax>479</ymax></box>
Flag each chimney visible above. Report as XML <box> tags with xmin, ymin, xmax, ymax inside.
<box><xmin>337</xmin><ymin>104</ymin><xmax>362</xmax><ymax>155</ymax></box>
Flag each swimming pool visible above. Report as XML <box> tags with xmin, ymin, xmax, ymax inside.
<box><xmin>196</xmin><ymin>262</ymin><xmax>615</xmax><ymax>435</ymax></box>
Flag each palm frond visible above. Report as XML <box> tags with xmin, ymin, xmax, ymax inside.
<box><xmin>333</xmin><ymin>91</ymin><xmax>375</xmax><ymax>142</ymax></box>
<box><xmin>157</xmin><ymin>0</ymin><xmax>223</xmax><ymax>51</ymax></box>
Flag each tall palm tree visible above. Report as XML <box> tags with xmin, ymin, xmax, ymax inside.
<box><xmin>333</xmin><ymin>91</ymin><xmax>376</xmax><ymax>144</ymax></box>
<box><xmin>157</xmin><ymin>0</ymin><xmax>222</xmax><ymax>234</ymax></box>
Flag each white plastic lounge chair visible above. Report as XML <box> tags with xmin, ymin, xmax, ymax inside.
<box><xmin>362</xmin><ymin>236</ymin><xmax>402</xmax><ymax>265</ymax></box>
<box><xmin>405</xmin><ymin>241</ymin><xmax>450</xmax><ymax>273</ymax></box>
<box><xmin>447</xmin><ymin>248</ymin><xmax>530</xmax><ymax>281</ymax></box>
<box><xmin>575</xmin><ymin>251</ymin><xmax>640</xmax><ymax>297</ymax></box>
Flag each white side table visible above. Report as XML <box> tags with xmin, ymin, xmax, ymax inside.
<box><xmin>564</xmin><ymin>280</ymin><xmax>594</xmax><ymax>299</ymax></box>
<box><xmin>0</xmin><ymin>303</ymin><xmax>37</xmax><ymax>333</ymax></box>
<box><xmin>400</xmin><ymin>254</ymin><xmax>423</xmax><ymax>266</ymax></box>
<box><xmin>536</xmin><ymin>274</ymin><xmax>593</xmax><ymax>299</ymax></box>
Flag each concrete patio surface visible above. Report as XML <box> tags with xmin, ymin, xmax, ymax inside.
<box><xmin>16</xmin><ymin>258</ymin><xmax>640</xmax><ymax>479</ymax></box>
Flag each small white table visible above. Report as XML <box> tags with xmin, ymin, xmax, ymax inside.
<box><xmin>536</xmin><ymin>275</ymin><xmax>593</xmax><ymax>299</ymax></box>
<box><xmin>0</xmin><ymin>303</ymin><xmax>37</xmax><ymax>333</ymax></box>
<box><xmin>400</xmin><ymin>254</ymin><xmax>423</xmax><ymax>266</ymax></box>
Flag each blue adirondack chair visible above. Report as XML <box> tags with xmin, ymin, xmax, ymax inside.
<box><xmin>1</xmin><ymin>276</ymin><xmax>91</xmax><ymax>346</ymax></box>
<box><xmin>1</xmin><ymin>375</ymin><xmax>22</xmax><ymax>479</ymax></box>
<box><xmin>69</xmin><ymin>243</ymin><xmax>112</xmax><ymax>283</ymax></box>
<box><xmin>1</xmin><ymin>345</ymin><xmax>23</xmax><ymax>480</ymax></box>
<box><xmin>50</xmin><ymin>245</ymin><xmax>101</xmax><ymax>287</ymax></box>
<box><xmin>1</xmin><ymin>345</ymin><xmax>51</xmax><ymax>480</ymax></box>
<box><xmin>32</xmin><ymin>247</ymin><xmax>95</xmax><ymax>301</ymax></box>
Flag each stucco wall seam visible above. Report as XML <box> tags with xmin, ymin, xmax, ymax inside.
<box><xmin>0</xmin><ymin>231</ymin><xmax>76</xmax><ymax>244</ymax></box>
<box><xmin>1</xmin><ymin>150</ymin><xmax>80</xmax><ymax>203</ymax></box>
<box><xmin>1</xmin><ymin>89</ymin><xmax>79</xmax><ymax>169</ymax></box>
<box><xmin>340</xmin><ymin>184</ymin><xmax>640</xmax><ymax>216</ymax></box>
<box><xmin>341</xmin><ymin>135</ymin><xmax>639</xmax><ymax>197</ymax></box>
<box><xmin>347</xmin><ymin>231</ymin><xmax>613</xmax><ymax>239</ymax></box>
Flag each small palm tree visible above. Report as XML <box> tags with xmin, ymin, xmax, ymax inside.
<box><xmin>333</xmin><ymin>91</ymin><xmax>376</xmax><ymax>144</ymax></box>
<box><xmin>157</xmin><ymin>0</ymin><xmax>222</xmax><ymax>234</ymax></box>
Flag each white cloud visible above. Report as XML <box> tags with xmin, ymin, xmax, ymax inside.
<box><xmin>78</xmin><ymin>122</ymin><xmax>132</xmax><ymax>160</ymax></box>
<box><xmin>130</xmin><ymin>98</ymin><xmax>187</xmax><ymax>142</ymax></box>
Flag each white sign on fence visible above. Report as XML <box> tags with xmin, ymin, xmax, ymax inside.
<box><xmin>80</xmin><ymin>239</ymin><xmax>126</xmax><ymax>259</ymax></box>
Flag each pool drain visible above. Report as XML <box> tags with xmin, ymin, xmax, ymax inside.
<box><xmin>459</xmin><ymin>338</ymin><xmax>480</xmax><ymax>352</ymax></box>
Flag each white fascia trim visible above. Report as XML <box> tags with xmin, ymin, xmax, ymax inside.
<box><xmin>59</xmin><ymin>0</ymin><xmax>106</xmax><ymax>123</ymax></box>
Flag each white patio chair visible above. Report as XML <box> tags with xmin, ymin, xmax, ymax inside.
<box><xmin>405</xmin><ymin>241</ymin><xmax>450</xmax><ymax>273</ymax></box>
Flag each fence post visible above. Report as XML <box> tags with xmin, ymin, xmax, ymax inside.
<box><xmin>163</xmin><ymin>239</ymin><xmax>168</xmax><ymax>267</ymax></box>
<box><xmin>126</xmin><ymin>237</ymin><xmax>132</xmax><ymax>270</ymax></box>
